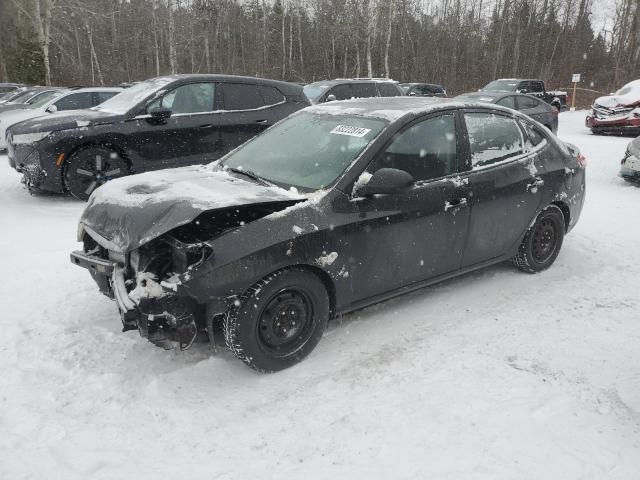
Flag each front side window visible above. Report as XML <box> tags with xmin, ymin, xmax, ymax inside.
<box><xmin>54</xmin><ymin>93</ymin><xmax>94</xmax><ymax>110</ymax></box>
<box><xmin>465</xmin><ymin>112</ymin><xmax>524</xmax><ymax>168</ymax></box>
<box><xmin>220</xmin><ymin>112</ymin><xmax>386</xmax><ymax>190</ymax></box>
<box><xmin>518</xmin><ymin>95</ymin><xmax>540</xmax><ymax>109</ymax></box>
<box><xmin>149</xmin><ymin>83</ymin><xmax>215</xmax><ymax>114</ymax></box>
<box><xmin>351</xmin><ymin>83</ymin><xmax>377</xmax><ymax>98</ymax></box>
<box><xmin>378</xmin><ymin>83</ymin><xmax>401</xmax><ymax>97</ymax></box>
<box><xmin>530</xmin><ymin>81</ymin><xmax>544</xmax><ymax>93</ymax></box>
<box><xmin>96</xmin><ymin>91</ymin><xmax>118</xmax><ymax>104</ymax></box>
<box><xmin>372</xmin><ymin>114</ymin><xmax>457</xmax><ymax>182</ymax></box>
<box><xmin>223</xmin><ymin>83</ymin><xmax>263</xmax><ymax>110</ymax></box>
<box><xmin>329</xmin><ymin>84</ymin><xmax>353</xmax><ymax>100</ymax></box>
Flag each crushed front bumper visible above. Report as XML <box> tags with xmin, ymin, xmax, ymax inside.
<box><xmin>70</xmin><ymin>250</ymin><xmax>202</xmax><ymax>349</ymax></box>
<box><xmin>620</xmin><ymin>152</ymin><xmax>640</xmax><ymax>180</ymax></box>
<box><xmin>586</xmin><ymin>110</ymin><xmax>640</xmax><ymax>134</ymax></box>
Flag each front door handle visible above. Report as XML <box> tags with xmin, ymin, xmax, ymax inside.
<box><xmin>255</xmin><ymin>119</ymin><xmax>269</xmax><ymax>125</ymax></box>
<box><xmin>527</xmin><ymin>177</ymin><xmax>545</xmax><ymax>193</ymax></box>
<box><xmin>199</xmin><ymin>124</ymin><xmax>213</xmax><ymax>129</ymax></box>
<box><xmin>444</xmin><ymin>197</ymin><xmax>468</xmax><ymax>212</ymax></box>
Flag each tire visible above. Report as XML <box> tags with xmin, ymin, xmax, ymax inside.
<box><xmin>513</xmin><ymin>205</ymin><xmax>565</xmax><ymax>274</ymax></box>
<box><xmin>224</xmin><ymin>268</ymin><xmax>330</xmax><ymax>372</ymax></box>
<box><xmin>64</xmin><ymin>146</ymin><xmax>128</xmax><ymax>200</ymax></box>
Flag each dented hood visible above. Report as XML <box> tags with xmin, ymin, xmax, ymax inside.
<box><xmin>79</xmin><ymin>165</ymin><xmax>306</xmax><ymax>253</ymax></box>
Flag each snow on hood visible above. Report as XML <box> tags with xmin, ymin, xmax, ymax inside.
<box><xmin>594</xmin><ymin>80</ymin><xmax>640</xmax><ymax>109</ymax></box>
<box><xmin>79</xmin><ymin>165</ymin><xmax>306</xmax><ymax>253</ymax></box>
<box><xmin>8</xmin><ymin>109</ymin><xmax>121</xmax><ymax>135</ymax></box>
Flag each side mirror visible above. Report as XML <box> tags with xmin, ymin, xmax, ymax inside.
<box><xmin>354</xmin><ymin>168</ymin><xmax>414</xmax><ymax>197</ymax></box>
<box><xmin>148</xmin><ymin>106</ymin><xmax>172</xmax><ymax>122</ymax></box>
<box><xmin>45</xmin><ymin>104</ymin><xmax>58</xmax><ymax>113</ymax></box>
<box><xmin>326</xmin><ymin>94</ymin><xmax>337</xmax><ymax>102</ymax></box>
<box><xmin>518</xmin><ymin>88</ymin><xmax>529</xmax><ymax>94</ymax></box>
<box><xmin>408</xmin><ymin>91</ymin><xmax>417</xmax><ymax>96</ymax></box>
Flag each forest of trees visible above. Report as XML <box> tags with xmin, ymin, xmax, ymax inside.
<box><xmin>0</xmin><ymin>0</ymin><xmax>638</xmax><ymax>97</ymax></box>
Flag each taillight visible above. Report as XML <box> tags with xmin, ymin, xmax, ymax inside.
<box><xmin>577</xmin><ymin>153</ymin><xmax>587</xmax><ymax>168</ymax></box>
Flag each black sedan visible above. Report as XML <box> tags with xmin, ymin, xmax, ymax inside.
<box><xmin>455</xmin><ymin>92</ymin><xmax>559</xmax><ymax>134</ymax></box>
<box><xmin>71</xmin><ymin>97</ymin><xmax>586</xmax><ymax>372</ymax></box>
<box><xmin>7</xmin><ymin>74</ymin><xmax>309</xmax><ymax>200</ymax></box>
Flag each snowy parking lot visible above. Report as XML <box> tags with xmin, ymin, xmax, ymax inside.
<box><xmin>1</xmin><ymin>111</ymin><xmax>639</xmax><ymax>479</ymax></box>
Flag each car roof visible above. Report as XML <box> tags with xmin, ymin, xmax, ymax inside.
<box><xmin>147</xmin><ymin>74</ymin><xmax>304</xmax><ymax>95</ymax></box>
<box><xmin>305</xmin><ymin>96</ymin><xmax>514</xmax><ymax>122</ymax></box>
<box><xmin>306</xmin><ymin>78</ymin><xmax>399</xmax><ymax>87</ymax></box>
<box><xmin>401</xmin><ymin>82</ymin><xmax>444</xmax><ymax>87</ymax></box>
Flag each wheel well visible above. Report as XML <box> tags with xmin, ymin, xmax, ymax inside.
<box><xmin>64</xmin><ymin>142</ymin><xmax>132</xmax><ymax>171</ymax></box>
<box><xmin>291</xmin><ymin>264</ymin><xmax>337</xmax><ymax>316</ymax></box>
<box><xmin>552</xmin><ymin>201</ymin><xmax>571</xmax><ymax>232</ymax></box>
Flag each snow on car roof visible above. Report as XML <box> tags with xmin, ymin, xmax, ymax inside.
<box><xmin>305</xmin><ymin>96</ymin><xmax>510</xmax><ymax>122</ymax></box>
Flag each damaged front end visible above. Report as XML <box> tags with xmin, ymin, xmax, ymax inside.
<box><xmin>71</xmin><ymin>202</ymin><xmax>300</xmax><ymax>350</ymax></box>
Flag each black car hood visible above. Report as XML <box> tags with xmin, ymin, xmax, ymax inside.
<box><xmin>79</xmin><ymin>165</ymin><xmax>307</xmax><ymax>253</ymax></box>
<box><xmin>8</xmin><ymin>108</ymin><xmax>122</xmax><ymax>134</ymax></box>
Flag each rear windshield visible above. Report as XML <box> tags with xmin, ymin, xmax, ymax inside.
<box><xmin>482</xmin><ymin>80</ymin><xmax>520</xmax><ymax>92</ymax></box>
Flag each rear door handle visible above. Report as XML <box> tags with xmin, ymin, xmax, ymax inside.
<box><xmin>255</xmin><ymin>119</ymin><xmax>269</xmax><ymax>125</ymax></box>
<box><xmin>444</xmin><ymin>197</ymin><xmax>468</xmax><ymax>212</ymax></box>
<box><xmin>199</xmin><ymin>124</ymin><xmax>213</xmax><ymax>129</ymax></box>
<box><xmin>527</xmin><ymin>177</ymin><xmax>545</xmax><ymax>193</ymax></box>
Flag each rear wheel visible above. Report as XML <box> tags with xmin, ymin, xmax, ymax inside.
<box><xmin>224</xmin><ymin>268</ymin><xmax>330</xmax><ymax>372</ymax></box>
<box><xmin>513</xmin><ymin>205</ymin><xmax>565</xmax><ymax>273</ymax></box>
<box><xmin>64</xmin><ymin>146</ymin><xmax>128</xmax><ymax>200</ymax></box>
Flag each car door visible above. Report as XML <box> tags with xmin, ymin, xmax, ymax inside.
<box><xmin>215</xmin><ymin>82</ymin><xmax>285</xmax><ymax>156</ymax></box>
<box><xmin>340</xmin><ymin>112</ymin><xmax>471</xmax><ymax>302</ymax></box>
<box><xmin>129</xmin><ymin>82</ymin><xmax>219</xmax><ymax>169</ymax></box>
<box><xmin>459</xmin><ymin>110</ymin><xmax>546</xmax><ymax>267</ymax></box>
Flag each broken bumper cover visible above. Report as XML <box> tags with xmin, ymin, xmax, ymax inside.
<box><xmin>70</xmin><ymin>250</ymin><xmax>202</xmax><ymax>349</ymax></box>
<box><xmin>586</xmin><ymin>110</ymin><xmax>640</xmax><ymax>133</ymax></box>
<box><xmin>620</xmin><ymin>152</ymin><xmax>640</xmax><ymax>180</ymax></box>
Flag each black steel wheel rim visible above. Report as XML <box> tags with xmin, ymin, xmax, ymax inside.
<box><xmin>531</xmin><ymin>218</ymin><xmax>556</xmax><ymax>263</ymax></box>
<box><xmin>72</xmin><ymin>152</ymin><xmax>124</xmax><ymax>197</ymax></box>
<box><xmin>257</xmin><ymin>288</ymin><xmax>315</xmax><ymax>356</ymax></box>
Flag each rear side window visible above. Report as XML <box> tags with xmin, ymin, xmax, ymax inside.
<box><xmin>329</xmin><ymin>84</ymin><xmax>352</xmax><ymax>101</ymax></box>
<box><xmin>377</xmin><ymin>83</ymin><xmax>401</xmax><ymax>97</ymax></box>
<box><xmin>518</xmin><ymin>95</ymin><xmax>540</xmax><ymax>109</ymax></box>
<box><xmin>259</xmin><ymin>86</ymin><xmax>285</xmax><ymax>106</ymax></box>
<box><xmin>373</xmin><ymin>114</ymin><xmax>457</xmax><ymax>182</ymax></box>
<box><xmin>496</xmin><ymin>96</ymin><xmax>515</xmax><ymax>109</ymax></box>
<box><xmin>95</xmin><ymin>92</ymin><xmax>118</xmax><ymax>104</ymax></box>
<box><xmin>520</xmin><ymin>120</ymin><xmax>546</xmax><ymax>149</ymax></box>
<box><xmin>223</xmin><ymin>83</ymin><xmax>264</xmax><ymax>110</ymax></box>
<box><xmin>465</xmin><ymin>112</ymin><xmax>524</xmax><ymax>168</ymax></box>
<box><xmin>351</xmin><ymin>83</ymin><xmax>378</xmax><ymax>98</ymax></box>
<box><xmin>54</xmin><ymin>93</ymin><xmax>94</xmax><ymax>110</ymax></box>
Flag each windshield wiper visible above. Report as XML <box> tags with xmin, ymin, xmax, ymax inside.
<box><xmin>225</xmin><ymin>166</ymin><xmax>271</xmax><ymax>186</ymax></box>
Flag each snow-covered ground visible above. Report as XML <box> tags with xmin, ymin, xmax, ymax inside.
<box><xmin>1</xmin><ymin>111</ymin><xmax>639</xmax><ymax>479</ymax></box>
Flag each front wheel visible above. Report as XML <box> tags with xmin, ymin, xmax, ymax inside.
<box><xmin>64</xmin><ymin>146</ymin><xmax>128</xmax><ymax>200</ymax></box>
<box><xmin>224</xmin><ymin>268</ymin><xmax>330</xmax><ymax>372</ymax></box>
<box><xmin>513</xmin><ymin>205</ymin><xmax>565</xmax><ymax>273</ymax></box>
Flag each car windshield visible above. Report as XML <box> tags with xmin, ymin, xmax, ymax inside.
<box><xmin>303</xmin><ymin>83</ymin><xmax>331</xmax><ymax>102</ymax></box>
<box><xmin>28</xmin><ymin>90</ymin><xmax>67</xmax><ymax>108</ymax></box>
<box><xmin>94</xmin><ymin>77</ymin><xmax>173</xmax><ymax>114</ymax></box>
<box><xmin>456</xmin><ymin>94</ymin><xmax>497</xmax><ymax>103</ymax></box>
<box><xmin>482</xmin><ymin>80</ymin><xmax>520</xmax><ymax>91</ymax></box>
<box><xmin>219</xmin><ymin>111</ymin><xmax>386</xmax><ymax>190</ymax></box>
<box><xmin>26</xmin><ymin>90</ymin><xmax>60</xmax><ymax>107</ymax></box>
<box><xmin>615</xmin><ymin>82</ymin><xmax>640</xmax><ymax>97</ymax></box>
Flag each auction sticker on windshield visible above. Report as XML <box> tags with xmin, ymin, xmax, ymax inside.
<box><xmin>330</xmin><ymin>125</ymin><xmax>372</xmax><ymax>137</ymax></box>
